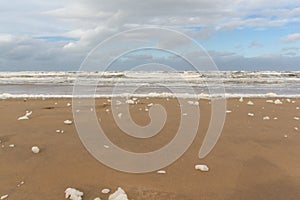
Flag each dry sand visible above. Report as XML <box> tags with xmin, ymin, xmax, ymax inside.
<box><xmin>0</xmin><ymin>98</ymin><xmax>300</xmax><ymax>199</ymax></box>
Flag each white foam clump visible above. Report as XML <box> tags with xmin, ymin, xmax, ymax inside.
<box><xmin>226</xmin><ymin>110</ymin><xmax>232</xmax><ymax>113</ymax></box>
<box><xmin>263</xmin><ymin>116</ymin><xmax>270</xmax><ymax>120</ymax></box>
<box><xmin>294</xmin><ymin>127</ymin><xmax>299</xmax><ymax>131</ymax></box>
<box><xmin>265</xmin><ymin>92</ymin><xmax>277</xmax><ymax>97</ymax></box>
<box><xmin>64</xmin><ymin>120</ymin><xmax>73</xmax><ymax>125</ymax></box>
<box><xmin>248</xmin><ymin>113</ymin><xmax>254</xmax><ymax>117</ymax></box>
<box><xmin>94</xmin><ymin>198</ymin><xmax>101</xmax><ymax>200</ymax></box>
<box><xmin>117</xmin><ymin>113</ymin><xmax>122</xmax><ymax>119</ymax></box>
<box><xmin>195</xmin><ymin>164</ymin><xmax>209</xmax><ymax>172</ymax></box>
<box><xmin>101</xmin><ymin>188</ymin><xmax>110</xmax><ymax>194</ymax></box>
<box><xmin>0</xmin><ymin>194</ymin><xmax>8</xmax><ymax>200</ymax></box>
<box><xmin>67</xmin><ymin>103</ymin><xmax>71</xmax><ymax>107</ymax></box>
<box><xmin>247</xmin><ymin>101</ymin><xmax>254</xmax><ymax>106</ymax></box>
<box><xmin>294</xmin><ymin>117</ymin><xmax>300</xmax><ymax>121</ymax></box>
<box><xmin>239</xmin><ymin>97</ymin><xmax>243</xmax><ymax>102</ymax></box>
<box><xmin>187</xmin><ymin>100</ymin><xmax>199</xmax><ymax>106</ymax></box>
<box><xmin>65</xmin><ymin>188</ymin><xmax>84</xmax><ymax>200</ymax></box>
<box><xmin>274</xmin><ymin>99</ymin><xmax>283</xmax><ymax>105</ymax></box>
<box><xmin>125</xmin><ymin>99</ymin><xmax>135</xmax><ymax>104</ymax></box>
<box><xmin>31</xmin><ymin>146</ymin><xmax>40</xmax><ymax>154</ymax></box>
<box><xmin>109</xmin><ymin>187</ymin><xmax>128</xmax><ymax>200</ymax></box>
<box><xmin>266</xmin><ymin>100</ymin><xmax>274</xmax><ymax>103</ymax></box>
<box><xmin>157</xmin><ymin>170</ymin><xmax>166</xmax><ymax>174</ymax></box>
<box><xmin>18</xmin><ymin>111</ymin><xmax>32</xmax><ymax>120</ymax></box>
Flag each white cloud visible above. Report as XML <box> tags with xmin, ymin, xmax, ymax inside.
<box><xmin>1</xmin><ymin>0</ymin><xmax>300</xmax><ymax>70</ymax></box>
<box><xmin>282</xmin><ymin>33</ymin><xmax>300</xmax><ymax>43</ymax></box>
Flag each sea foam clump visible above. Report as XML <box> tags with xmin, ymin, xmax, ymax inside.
<box><xmin>109</xmin><ymin>187</ymin><xmax>128</xmax><ymax>200</ymax></box>
<box><xmin>65</xmin><ymin>188</ymin><xmax>84</xmax><ymax>200</ymax></box>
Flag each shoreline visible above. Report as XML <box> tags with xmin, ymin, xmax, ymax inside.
<box><xmin>2</xmin><ymin>94</ymin><xmax>300</xmax><ymax>99</ymax></box>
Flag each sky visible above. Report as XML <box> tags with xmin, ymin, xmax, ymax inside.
<box><xmin>1</xmin><ymin>0</ymin><xmax>300</xmax><ymax>71</ymax></box>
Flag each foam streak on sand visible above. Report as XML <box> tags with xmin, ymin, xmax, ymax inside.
<box><xmin>17</xmin><ymin>111</ymin><xmax>32</xmax><ymax>120</ymax></box>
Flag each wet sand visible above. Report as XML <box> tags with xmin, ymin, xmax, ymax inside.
<box><xmin>0</xmin><ymin>97</ymin><xmax>300</xmax><ymax>199</ymax></box>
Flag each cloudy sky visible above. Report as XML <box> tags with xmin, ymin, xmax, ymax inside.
<box><xmin>1</xmin><ymin>0</ymin><xmax>300</xmax><ymax>71</ymax></box>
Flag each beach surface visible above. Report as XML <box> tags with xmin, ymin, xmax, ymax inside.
<box><xmin>0</xmin><ymin>97</ymin><xmax>300</xmax><ymax>199</ymax></box>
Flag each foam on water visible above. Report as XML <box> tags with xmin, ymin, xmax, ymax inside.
<box><xmin>0</xmin><ymin>71</ymin><xmax>300</xmax><ymax>98</ymax></box>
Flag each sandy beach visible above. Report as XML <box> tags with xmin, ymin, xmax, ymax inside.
<box><xmin>0</xmin><ymin>97</ymin><xmax>300</xmax><ymax>200</ymax></box>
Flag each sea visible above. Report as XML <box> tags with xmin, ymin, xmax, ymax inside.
<box><xmin>0</xmin><ymin>71</ymin><xmax>300</xmax><ymax>98</ymax></box>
